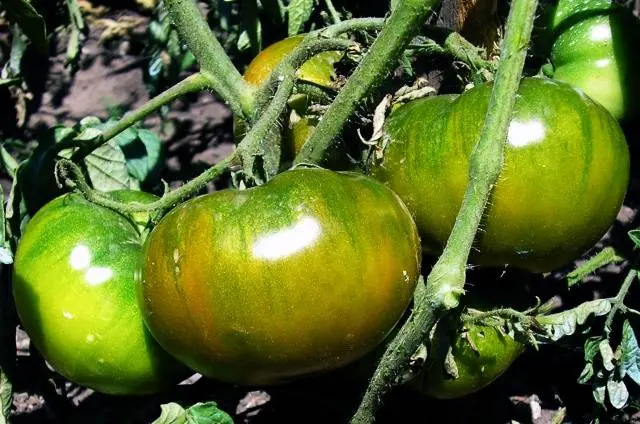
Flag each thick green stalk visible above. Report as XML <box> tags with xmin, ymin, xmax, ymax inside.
<box><xmin>164</xmin><ymin>0</ymin><xmax>255</xmax><ymax>117</ymax></box>
<box><xmin>294</xmin><ymin>0</ymin><xmax>438</xmax><ymax>165</ymax></box>
<box><xmin>349</xmin><ymin>0</ymin><xmax>539</xmax><ymax>421</ymax></box>
<box><xmin>60</xmin><ymin>73</ymin><xmax>210</xmax><ymax>160</ymax></box>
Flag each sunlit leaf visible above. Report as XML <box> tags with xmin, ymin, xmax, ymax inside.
<box><xmin>607</xmin><ymin>379</ymin><xmax>629</xmax><ymax>409</ymax></box>
<box><xmin>152</xmin><ymin>402</ymin><xmax>234</xmax><ymax>424</ymax></box>
<box><xmin>287</xmin><ymin>0</ymin><xmax>314</xmax><ymax>36</ymax></box>
<box><xmin>537</xmin><ymin>299</ymin><xmax>612</xmax><ymax>341</ymax></box>
<box><xmin>620</xmin><ymin>320</ymin><xmax>640</xmax><ymax>386</ymax></box>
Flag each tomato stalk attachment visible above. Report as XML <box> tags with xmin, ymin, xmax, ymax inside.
<box><xmin>294</xmin><ymin>0</ymin><xmax>441</xmax><ymax>166</ymax></box>
<box><xmin>349</xmin><ymin>0</ymin><xmax>539</xmax><ymax>421</ymax></box>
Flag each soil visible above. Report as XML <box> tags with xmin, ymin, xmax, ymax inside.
<box><xmin>3</xmin><ymin>4</ymin><xmax>640</xmax><ymax>424</ymax></box>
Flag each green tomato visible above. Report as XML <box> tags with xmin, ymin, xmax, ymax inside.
<box><xmin>12</xmin><ymin>192</ymin><xmax>188</xmax><ymax>395</ymax></box>
<box><xmin>236</xmin><ymin>36</ymin><xmax>343</xmax><ymax>160</ymax></box>
<box><xmin>371</xmin><ymin>77</ymin><xmax>630</xmax><ymax>273</ymax></box>
<box><xmin>409</xmin><ymin>316</ymin><xmax>524</xmax><ymax>399</ymax></box>
<box><xmin>545</xmin><ymin>0</ymin><xmax>640</xmax><ymax>121</ymax></box>
<box><xmin>138</xmin><ymin>168</ymin><xmax>421</xmax><ymax>386</ymax></box>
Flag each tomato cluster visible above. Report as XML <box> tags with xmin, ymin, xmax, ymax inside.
<box><xmin>11</xmin><ymin>21</ymin><xmax>634</xmax><ymax>401</ymax></box>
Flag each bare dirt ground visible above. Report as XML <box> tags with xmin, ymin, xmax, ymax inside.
<box><xmin>4</xmin><ymin>6</ymin><xmax>640</xmax><ymax>424</ymax></box>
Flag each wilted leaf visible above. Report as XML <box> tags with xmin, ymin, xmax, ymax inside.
<box><xmin>2</xmin><ymin>0</ymin><xmax>47</xmax><ymax>53</ymax></box>
<box><xmin>287</xmin><ymin>0</ymin><xmax>314</xmax><ymax>36</ymax></box>
<box><xmin>607</xmin><ymin>379</ymin><xmax>629</xmax><ymax>409</ymax></box>
<box><xmin>84</xmin><ymin>141</ymin><xmax>140</xmax><ymax>191</ymax></box>
<box><xmin>620</xmin><ymin>320</ymin><xmax>640</xmax><ymax>386</ymax></box>
<box><xmin>443</xmin><ymin>346</ymin><xmax>459</xmax><ymax>379</ymax></box>
<box><xmin>537</xmin><ymin>299</ymin><xmax>612</xmax><ymax>341</ymax></box>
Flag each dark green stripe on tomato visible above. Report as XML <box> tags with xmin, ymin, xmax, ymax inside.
<box><xmin>138</xmin><ymin>168</ymin><xmax>421</xmax><ymax>385</ymax></box>
<box><xmin>372</xmin><ymin>77</ymin><xmax>630</xmax><ymax>273</ymax></box>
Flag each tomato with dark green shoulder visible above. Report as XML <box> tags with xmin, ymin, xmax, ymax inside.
<box><xmin>138</xmin><ymin>168</ymin><xmax>421</xmax><ymax>385</ymax></box>
<box><xmin>237</xmin><ymin>36</ymin><xmax>343</xmax><ymax>159</ymax></box>
<box><xmin>372</xmin><ymin>77</ymin><xmax>630</xmax><ymax>273</ymax></box>
<box><xmin>12</xmin><ymin>191</ymin><xmax>188</xmax><ymax>395</ymax></box>
<box><xmin>544</xmin><ymin>0</ymin><xmax>640</xmax><ymax>121</ymax></box>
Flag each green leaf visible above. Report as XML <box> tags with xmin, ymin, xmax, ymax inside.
<box><xmin>629</xmin><ymin>229</ymin><xmax>640</xmax><ymax>248</ymax></box>
<box><xmin>537</xmin><ymin>299</ymin><xmax>612</xmax><ymax>341</ymax></box>
<box><xmin>2</xmin><ymin>0</ymin><xmax>47</xmax><ymax>53</ymax></box>
<box><xmin>0</xmin><ymin>186</ymin><xmax>11</xmax><ymax>266</ymax></box>
<box><xmin>0</xmin><ymin>370</ymin><xmax>11</xmax><ymax>423</ymax></box>
<box><xmin>607</xmin><ymin>379</ymin><xmax>629</xmax><ymax>409</ymax></box>
<box><xmin>287</xmin><ymin>0</ymin><xmax>314</xmax><ymax>36</ymax></box>
<box><xmin>152</xmin><ymin>403</ymin><xmax>187</xmax><ymax>424</ymax></box>
<box><xmin>599</xmin><ymin>339</ymin><xmax>615</xmax><ymax>372</ymax></box>
<box><xmin>585</xmin><ymin>336</ymin><xmax>603</xmax><ymax>362</ymax></box>
<box><xmin>620</xmin><ymin>320</ymin><xmax>640</xmax><ymax>386</ymax></box>
<box><xmin>84</xmin><ymin>141</ymin><xmax>140</xmax><ymax>191</ymax></box>
<box><xmin>593</xmin><ymin>384</ymin><xmax>606</xmax><ymax>406</ymax></box>
<box><xmin>119</xmin><ymin>129</ymin><xmax>163</xmax><ymax>185</ymax></box>
<box><xmin>152</xmin><ymin>402</ymin><xmax>234</xmax><ymax>424</ymax></box>
<box><xmin>578</xmin><ymin>362</ymin><xmax>594</xmax><ymax>384</ymax></box>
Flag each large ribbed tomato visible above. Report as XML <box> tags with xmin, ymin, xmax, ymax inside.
<box><xmin>138</xmin><ymin>168</ymin><xmax>421</xmax><ymax>385</ymax></box>
<box><xmin>12</xmin><ymin>191</ymin><xmax>187</xmax><ymax>395</ymax></box>
<box><xmin>371</xmin><ymin>77</ymin><xmax>630</xmax><ymax>273</ymax></box>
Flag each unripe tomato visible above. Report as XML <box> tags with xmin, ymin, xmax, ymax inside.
<box><xmin>138</xmin><ymin>168</ymin><xmax>421</xmax><ymax>385</ymax></box>
<box><xmin>12</xmin><ymin>192</ymin><xmax>188</xmax><ymax>395</ymax></box>
<box><xmin>410</xmin><ymin>318</ymin><xmax>524</xmax><ymax>399</ymax></box>
<box><xmin>237</xmin><ymin>36</ymin><xmax>343</xmax><ymax>159</ymax></box>
<box><xmin>544</xmin><ymin>0</ymin><xmax>640</xmax><ymax>121</ymax></box>
<box><xmin>372</xmin><ymin>77</ymin><xmax>630</xmax><ymax>273</ymax></box>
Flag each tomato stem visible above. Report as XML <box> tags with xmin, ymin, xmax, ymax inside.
<box><xmin>294</xmin><ymin>0</ymin><xmax>440</xmax><ymax>166</ymax></box>
<box><xmin>164</xmin><ymin>0</ymin><xmax>256</xmax><ymax>118</ymax></box>
<box><xmin>350</xmin><ymin>0</ymin><xmax>539</xmax><ymax>420</ymax></box>
<box><xmin>604</xmin><ymin>267</ymin><xmax>638</xmax><ymax>335</ymax></box>
<box><xmin>56</xmin><ymin>73</ymin><xmax>211</xmax><ymax>160</ymax></box>
<box><xmin>55</xmin><ymin>155</ymin><xmax>235</xmax><ymax>216</ymax></box>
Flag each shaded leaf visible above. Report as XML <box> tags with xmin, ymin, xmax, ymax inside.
<box><xmin>629</xmin><ymin>229</ymin><xmax>640</xmax><ymax>248</ymax></box>
<box><xmin>585</xmin><ymin>336</ymin><xmax>603</xmax><ymax>362</ymax></box>
<box><xmin>2</xmin><ymin>0</ymin><xmax>47</xmax><ymax>53</ymax></box>
<box><xmin>620</xmin><ymin>320</ymin><xmax>640</xmax><ymax>386</ymax></box>
<box><xmin>537</xmin><ymin>299</ymin><xmax>612</xmax><ymax>341</ymax></box>
<box><xmin>578</xmin><ymin>362</ymin><xmax>594</xmax><ymax>384</ymax></box>
<box><xmin>120</xmin><ymin>129</ymin><xmax>163</xmax><ymax>184</ymax></box>
<box><xmin>0</xmin><ymin>370</ymin><xmax>11</xmax><ymax>423</ymax></box>
<box><xmin>287</xmin><ymin>0</ymin><xmax>314</xmax><ymax>36</ymax></box>
<box><xmin>607</xmin><ymin>379</ymin><xmax>629</xmax><ymax>409</ymax></box>
<box><xmin>84</xmin><ymin>141</ymin><xmax>140</xmax><ymax>191</ymax></box>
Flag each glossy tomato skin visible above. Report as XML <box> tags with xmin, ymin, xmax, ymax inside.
<box><xmin>12</xmin><ymin>192</ymin><xmax>188</xmax><ymax>395</ymax></box>
<box><xmin>237</xmin><ymin>36</ymin><xmax>343</xmax><ymax>159</ymax></box>
<box><xmin>545</xmin><ymin>0</ymin><xmax>640</xmax><ymax>121</ymax></box>
<box><xmin>410</xmin><ymin>320</ymin><xmax>524</xmax><ymax>399</ymax></box>
<box><xmin>372</xmin><ymin>77</ymin><xmax>630</xmax><ymax>273</ymax></box>
<box><xmin>139</xmin><ymin>168</ymin><xmax>421</xmax><ymax>386</ymax></box>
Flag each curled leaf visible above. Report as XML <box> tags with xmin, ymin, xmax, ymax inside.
<box><xmin>536</xmin><ymin>299</ymin><xmax>612</xmax><ymax>341</ymax></box>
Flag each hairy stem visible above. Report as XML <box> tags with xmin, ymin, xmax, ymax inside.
<box><xmin>324</xmin><ymin>0</ymin><xmax>342</xmax><ymax>23</ymax></box>
<box><xmin>59</xmin><ymin>73</ymin><xmax>210</xmax><ymax>160</ymax></box>
<box><xmin>57</xmin><ymin>154</ymin><xmax>235</xmax><ymax>214</ymax></box>
<box><xmin>164</xmin><ymin>0</ymin><xmax>255</xmax><ymax>117</ymax></box>
<box><xmin>349</xmin><ymin>0</ymin><xmax>539</xmax><ymax>421</ymax></box>
<box><xmin>605</xmin><ymin>267</ymin><xmax>638</xmax><ymax>334</ymax></box>
<box><xmin>294</xmin><ymin>0</ymin><xmax>438</xmax><ymax>165</ymax></box>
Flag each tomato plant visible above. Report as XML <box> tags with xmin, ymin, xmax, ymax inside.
<box><xmin>543</xmin><ymin>0</ymin><xmax>640</xmax><ymax>121</ymax></box>
<box><xmin>236</xmin><ymin>35</ymin><xmax>343</xmax><ymax>159</ymax></box>
<box><xmin>137</xmin><ymin>168</ymin><xmax>421</xmax><ymax>386</ymax></box>
<box><xmin>372</xmin><ymin>77</ymin><xmax>630</xmax><ymax>273</ymax></box>
<box><xmin>12</xmin><ymin>191</ymin><xmax>188</xmax><ymax>395</ymax></box>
